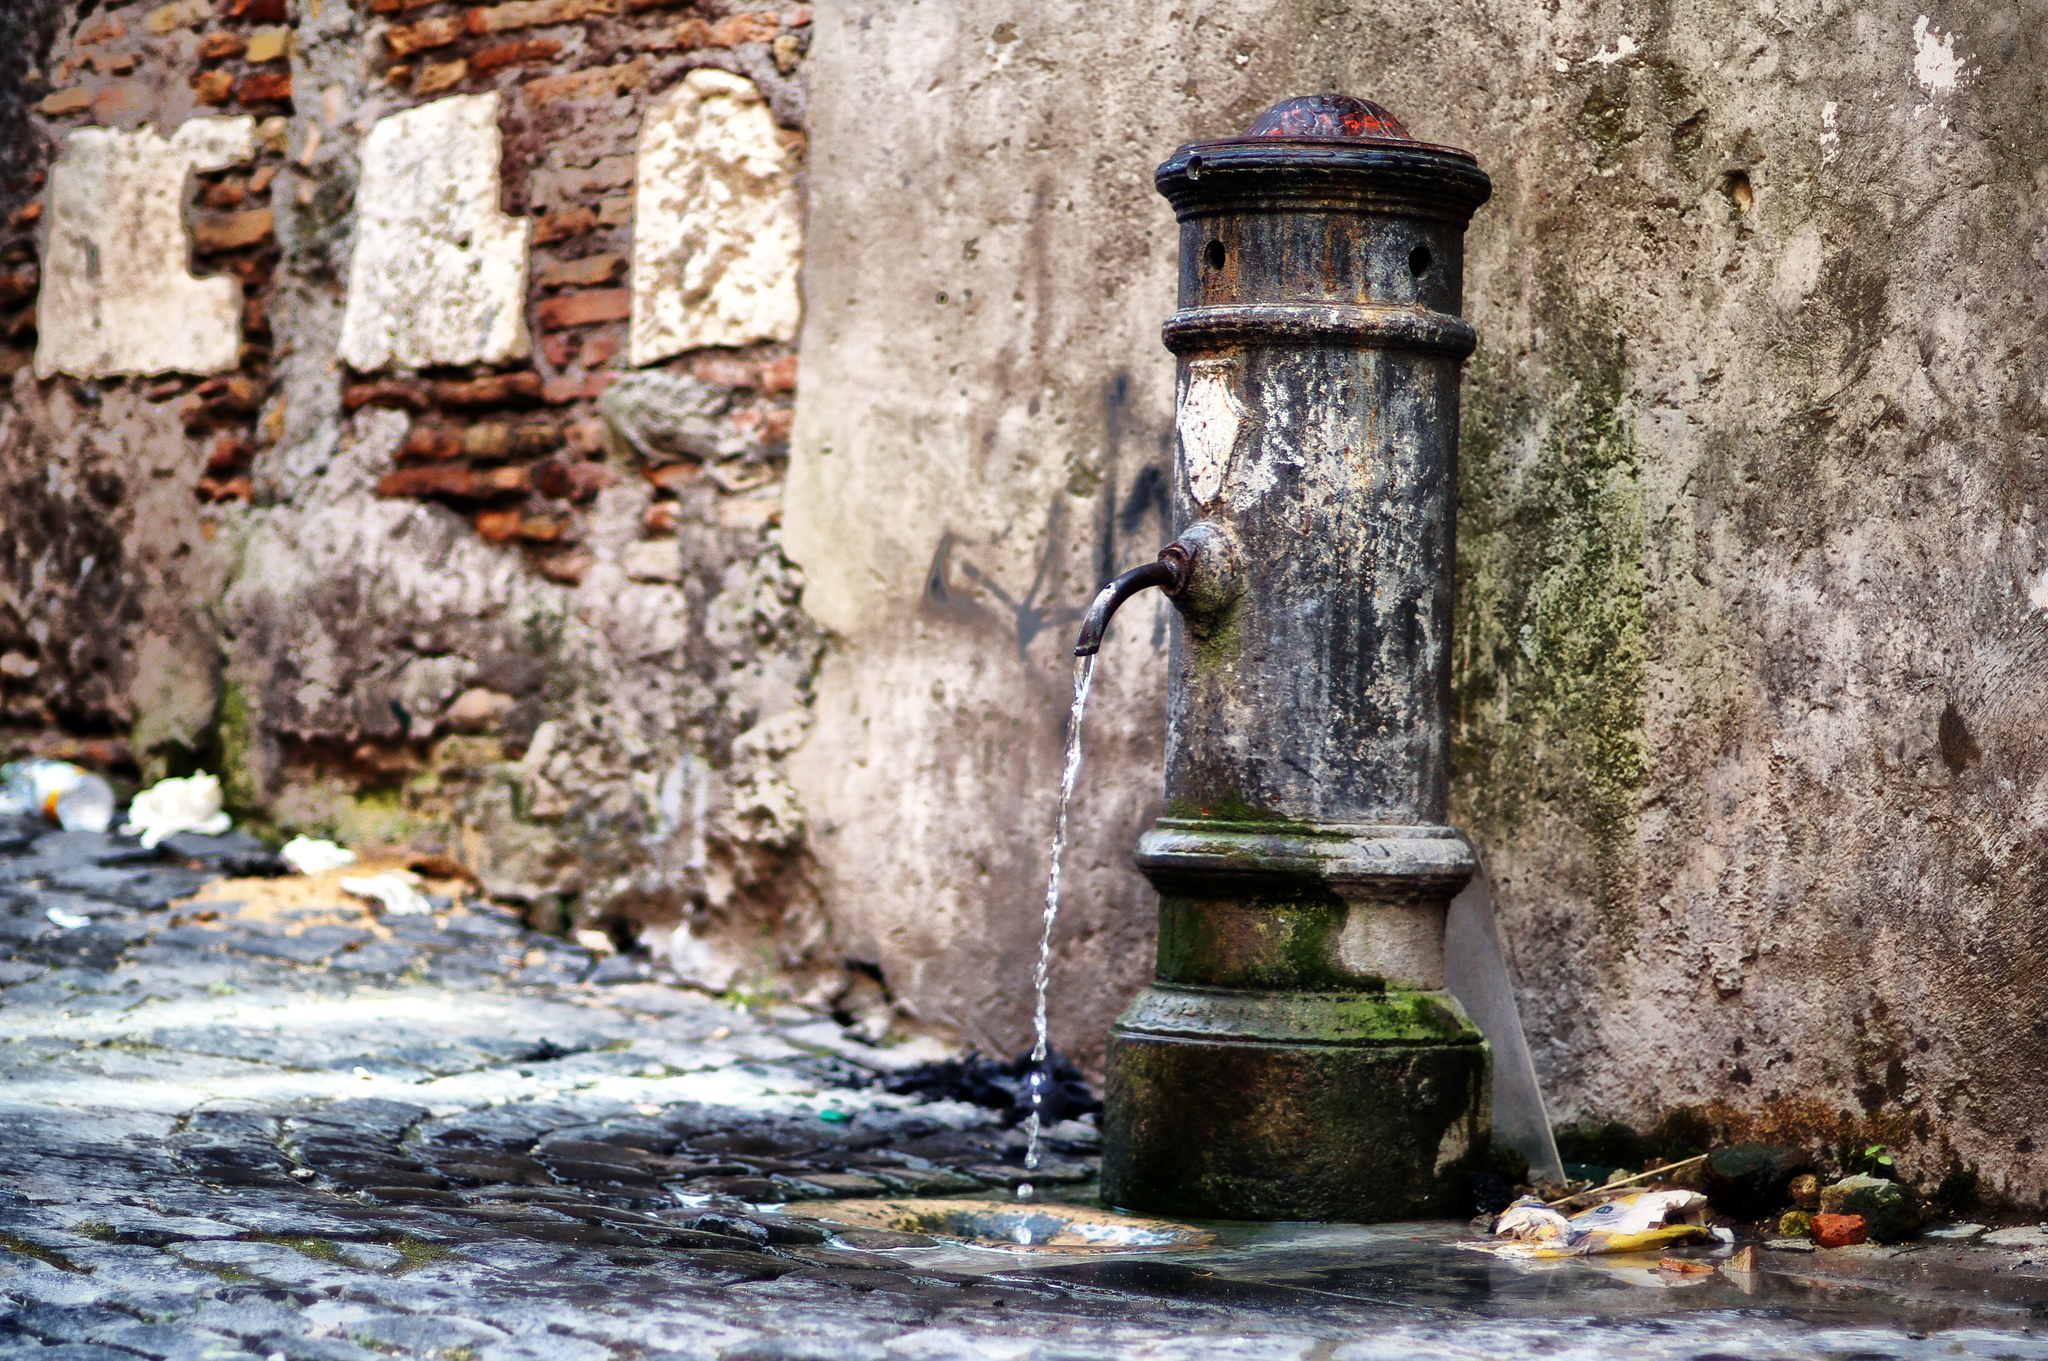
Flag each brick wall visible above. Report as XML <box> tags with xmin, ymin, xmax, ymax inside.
<box><xmin>0</xmin><ymin>0</ymin><xmax>849</xmax><ymax>1008</ymax></box>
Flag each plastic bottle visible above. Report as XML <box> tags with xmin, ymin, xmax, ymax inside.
<box><xmin>0</xmin><ymin>760</ymin><xmax>116</xmax><ymax>833</ymax></box>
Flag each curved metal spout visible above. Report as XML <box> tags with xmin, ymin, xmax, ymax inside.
<box><xmin>1075</xmin><ymin>557</ymin><xmax>1185</xmax><ymax>657</ymax></box>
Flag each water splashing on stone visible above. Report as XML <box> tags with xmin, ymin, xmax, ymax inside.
<box><xmin>1020</xmin><ymin>652</ymin><xmax>1096</xmax><ymax>1191</ymax></box>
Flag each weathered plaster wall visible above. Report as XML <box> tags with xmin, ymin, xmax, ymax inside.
<box><xmin>787</xmin><ymin>0</ymin><xmax>2048</xmax><ymax>1200</ymax></box>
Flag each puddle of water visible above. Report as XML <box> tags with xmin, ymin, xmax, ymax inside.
<box><xmin>804</xmin><ymin>1196</ymin><xmax>1209</xmax><ymax>1258</ymax></box>
<box><xmin>1020</xmin><ymin>653</ymin><xmax>1096</xmax><ymax>1187</ymax></box>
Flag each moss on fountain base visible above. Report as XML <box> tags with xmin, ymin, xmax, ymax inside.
<box><xmin>1102</xmin><ymin>986</ymin><xmax>1489</xmax><ymax>1223</ymax></box>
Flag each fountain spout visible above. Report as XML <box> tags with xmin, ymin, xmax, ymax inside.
<box><xmin>1074</xmin><ymin>559</ymin><xmax>1183</xmax><ymax>657</ymax></box>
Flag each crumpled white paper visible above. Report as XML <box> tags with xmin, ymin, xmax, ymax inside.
<box><xmin>340</xmin><ymin>870</ymin><xmax>433</xmax><ymax>917</ymax></box>
<box><xmin>280</xmin><ymin>836</ymin><xmax>357</xmax><ymax>875</ymax></box>
<box><xmin>121</xmin><ymin>773</ymin><xmax>233</xmax><ymax>849</ymax></box>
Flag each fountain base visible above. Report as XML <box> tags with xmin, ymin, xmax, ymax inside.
<box><xmin>1102</xmin><ymin>997</ymin><xmax>1488</xmax><ymax>1222</ymax></box>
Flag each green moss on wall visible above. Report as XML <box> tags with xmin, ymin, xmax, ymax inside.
<box><xmin>1453</xmin><ymin>322</ymin><xmax>1648</xmax><ymax>935</ymax></box>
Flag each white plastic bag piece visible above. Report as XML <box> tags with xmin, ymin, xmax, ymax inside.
<box><xmin>340</xmin><ymin>870</ymin><xmax>432</xmax><ymax>916</ymax></box>
<box><xmin>45</xmin><ymin>906</ymin><xmax>90</xmax><ymax>929</ymax></box>
<box><xmin>280</xmin><ymin>836</ymin><xmax>357</xmax><ymax>875</ymax></box>
<box><xmin>121</xmin><ymin>772</ymin><xmax>232</xmax><ymax>849</ymax></box>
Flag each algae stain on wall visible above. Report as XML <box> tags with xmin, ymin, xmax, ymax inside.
<box><xmin>1452</xmin><ymin>326</ymin><xmax>1649</xmax><ymax>945</ymax></box>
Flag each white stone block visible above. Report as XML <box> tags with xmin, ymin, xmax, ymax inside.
<box><xmin>35</xmin><ymin>118</ymin><xmax>256</xmax><ymax>380</ymax></box>
<box><xmin>629</xmin><ymin>69</ymin><xmax>802</xmax><ymax>367</ymax></box>
<box><xmin>339</xmin><ymin>93</ymin><xmax>532</xmax><ymax>372</ymax></box>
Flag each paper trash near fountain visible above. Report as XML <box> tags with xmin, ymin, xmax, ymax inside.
<box><xmin>1072</xmin><ymin>95</ymin><xmax>1498</xmax><ymax>1222</ymax></box>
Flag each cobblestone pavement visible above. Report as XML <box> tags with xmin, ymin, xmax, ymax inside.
<box><xmin>4</xmin><ymin>817</ymin><xmax>2048</xmax><ymax>1360</ymax></box>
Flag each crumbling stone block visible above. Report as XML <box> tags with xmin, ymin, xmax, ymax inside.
<box><xmin>339</xmin><ymin>94</ymin><xmax>533</xmax><ymax>371</ymax></box>
<box><xmin>36</xmin><ymin>117</ymin><xmax>257</xmax><ymax>379</ymax></box>
<box><xmin>629</xmin><ymin>70</ymin><xmax>802</xmax><ymax>365</ymax></box>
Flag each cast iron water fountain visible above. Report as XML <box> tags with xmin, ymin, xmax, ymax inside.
<box><xmin>1059</xmin><ymin>93</ymin><xmax>1496</xmax><ymax>1222</ymax></box>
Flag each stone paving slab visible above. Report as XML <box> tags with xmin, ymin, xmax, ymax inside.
<box><xmin>1</xmin><ymin>824</ymin><xmax>2047</xmax><ymax>1357</ymax></box>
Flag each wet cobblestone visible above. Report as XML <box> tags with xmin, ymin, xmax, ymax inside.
<box><xmin>2</xmin><ymin>816</ymin><xmax>2048</xmax><ymax>1358</ymax></box>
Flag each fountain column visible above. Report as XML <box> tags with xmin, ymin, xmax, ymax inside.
<box><xmin>1101</xmin><ymin>95</ymin><xmax>1495</xmax><ymax>1222</ymax></box>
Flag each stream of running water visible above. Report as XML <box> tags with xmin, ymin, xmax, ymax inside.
<box><xmin>1018</xmin><ymin>651</ymin><xmax>1097</xmax><ymax>1197</ymax></box>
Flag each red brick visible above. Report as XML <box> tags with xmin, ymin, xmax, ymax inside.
<box><xmin>468</xmin><ymin>0</ymin><xmax>615</xmax><ymax>33</ymax></box>
<box><xmin>646</xmin><ymin>462</ymin><xmax>703</xmax><ymax>492</ymax></box>
<box><xmin>344</xmin><ymin>380</ymin><xmax>433</xmax><ymax>412</ymax></box>
<box><xmin>788</xmin><ymin>4</ymin><xmax>811</xmax><ymax>23</ymax></box>
<box><xmin>541</xmin><ymin>334</ymin><xmax>578</xmax><ymax>366</ymax></box>
<box><xmin>402</xmin><ymin>422</ymin><xmax>463</xmax><ymax>460</ymax></box>
<box><xmin>475</xmin><ymin>508</ymin><xmax>522</xmax><ymax>542</ymax></box>
<box><xmin>195</xmin><ymin>374</ymin><xmax>264</xmax><ymax>411</ymax></box>
<box><xmin>224</xmin><ymin>0</ymin><xmax>288</xmax><ymax>19</ymax></box>
<box><xmin>93</xmin><ymin>84</ymin><xmax>146</xmax><ymax>120</ymax></box>
<box><xmin>35</xmin><ymin>89</ymin><xmax>90</xmax><ymax>116</ymax></box>
<box><xmin>414</xmin><ymin>59</ymin><xmax>467</xmax><ymax>94</ymax></box>
<box><xmin>196</xmin><ymin>475</ymin><xmax>255</xmax><ymax>502</ymax></box>
<box><xmin>476</xmin><ymin>464</ymin><xmax>532</xmax><ymax>493</ymax></box>
<box><xmin>643</xmin><ymin>501</ymin><xmax>680</xmax><ymax>534</ymax></box>
<box><xmin>520</xmin><ymin>58</ymin><xmax>648</xmax><ymax>104</ymax></box>
<box><xmin>533</xmin><ymin>207</ymin><xmax>597</xmax><ymax>244</ymax></box>
<box><xmin>694</xmin><ymin>356</ymin><xmax>759</xmax><ymax>387</ymax></box>
<box><xmin>538</xmin><ymin>252</ymin><xmax>624</xmax><ymax>289</ymax></box>
<box><xmin>206</xmin><ymin>435</ymin><xmax>251</xmax><ymax>473</ymax></box>
<box><xmin>536</xmin><ymin>550</ymin><xmax>594</xmax><ymax>584</ymax></box>
<box><xmin>236</xmin><ymin>71</ymin><xmax>293</xmax><ymax>102</ymax></box>
<box><xmin>462</xmin><ymin>421</ymin><xmax>559</xmax><ymax>457</ymax></box>
<box><xmin>369</xmin><ymin>0</ymin><xmax>441</xmax><ymax>12</ymax></box>
<box><xmin>384</xmin><ymin>14</ymin><xmax>463</xmax><ymax>55</ymax></box>
<box><xmin>538</xmin><ymin>289</ymin><xmax>630</xmax><ymax>330</ymax></box>
<box><xmin>471</xmin><ymin>38</ymin><xmax>562</xmax><ymax>74</ymax></box>
<box><xmin>518</xmin><ymin>515</ymin><xmax>566</xmax><ymax>541</ymax></box>
<box><xmin>1814</xmin><ymin>1214</ymin><xmax>1867</xmax><ymax>1248</ymax></box>
<box><xmin>0</xmin><ymin>270</ymin><xmax>36</xmax><ymax>309</ymax></box>
<box><xmin>202</xmin><ymin>179</ymin><xmax>245</xmax><ymax>208</ymax></box>
<box><xmin>9</xmin><ymin>202</ymin><xmax>40</xmax><ymax>227</ymax></box>
<box><xmin>380</xmin><ymin>465</ymin><xmax>477</xmax><ymax>497</ymax></box>
<box><xmin>77</xmin><ymin>16</ymin><xmax>127</xmax><ymax>43</ymax></box>
<box><xmin>760</xmin><ymin>406</ymin><xmax>793</xmax><ymax>443</ymax></box>
<box><xmin>707</xmin><ymin>12</ymin><xmax>777</xmax><ymax>45</ymax></box>
<box><xmin>434</xmin><ymin>372</ymin><xmax>544</xmax><ymax>407</ymax></box>
<box><xmin>542</xmin><ymin>376</ymin><xmax>582</xmax><ymax>404</ymax></box>
<box><xmin>759</xmin><ymin>354</ymin><xmax>798</xmax><ymax>392</ymax></box>
<box><xmin>192</xmin><ymin>209</ymin><xmax>273</xmax><ymax>253</ymax></box>
<box><xmin>580</xmin><ymin>334</ymin><xmax>620</xmax><ymax>367</ymax></box>
<box><xmin>533</xmin><ymin>457</ymin><xmax>613</xmax><ymax>502</ymax></box>
<box><xmin>197</xmin><ymin>31</ymin><xmax>246</xmax><ymax>59</ymax></box>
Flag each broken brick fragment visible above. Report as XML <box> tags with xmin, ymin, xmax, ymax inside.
<box><xmin>538</xmin><ymin>289</ymin><xmax>631</xmax><ymax>330</ymax></box>
<box><xmin>644</xmin><ymin>501</ymin><xmax>680</xmax><ymax>534</ymax></box>
<box><xmin>1813</xmin><ymin>1214</ymin><xmax>1867</xmax><ymax>1249</ymax></box>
